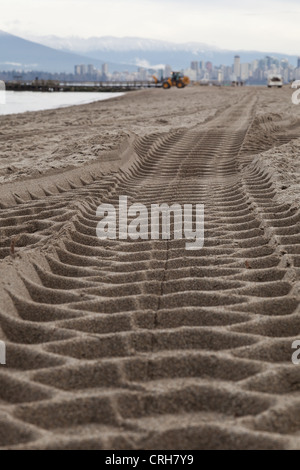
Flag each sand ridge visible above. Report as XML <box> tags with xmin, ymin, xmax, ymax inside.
<box><xmin>0</xmin><ymin>86</ymin><xmax>299</xmax><ymax>449</ymax></box>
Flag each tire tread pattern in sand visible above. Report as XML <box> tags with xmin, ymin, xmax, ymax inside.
<box><xmin>0</xmin><ymin>92</ymin><xmax>299</xmax><ymax>450</ymax></box>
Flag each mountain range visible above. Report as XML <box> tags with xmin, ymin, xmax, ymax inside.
<box><xmin>0</xmin><ymin>31</ymin><xmax>136</xmax><ymax>73</ymax></box>
<box><xmin>23</xmin><ymin>34</ymin><xmax>300</xmax><ymax>69</ymax></box>
<box><xmin>0</xmin><ymin>30</ymin><xmax>298</xmax><ymax>73</ymax></box>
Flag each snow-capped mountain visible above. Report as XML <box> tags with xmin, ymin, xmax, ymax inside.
<box><xmin>25</xmin><ymin>35</ymin><xmax>218</xmax><ymax>54</ymax></box>
<box><xmin>20</xmin><ymin>34</ymin><xmax>299</xmax><ymax>69</ymax></box>
<box><xmin>0</xmin><ymin>31</ymin><xmax>298</xmax><ymax>73</ymax></box>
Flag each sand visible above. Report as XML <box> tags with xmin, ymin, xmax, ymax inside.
<box><xmin>0</xmin><ymin>85</ymin><xmax>299</xmax><ymax>450</ymax></box>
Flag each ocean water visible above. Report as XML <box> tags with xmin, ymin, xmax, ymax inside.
<box><xmin>0</xmin><ymin>91</ymin><xmax>124</xmax><ymax>116</ymax></box>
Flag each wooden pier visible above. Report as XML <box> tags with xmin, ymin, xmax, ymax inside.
<box><xmin>5</xmin><ymin>80</ymin><xmax>162</xmax><ymax>93</ymax></box>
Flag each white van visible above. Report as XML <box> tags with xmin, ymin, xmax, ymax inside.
<box><xmin>268</xmin><ymin>75</ymin><xmax>283</xmax><ymax>88</ymax></box>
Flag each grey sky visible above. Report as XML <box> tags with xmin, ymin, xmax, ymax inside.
<box><xmin>1</xmin><ymin>0</ymin><xmax>299</xmax><ymax>54</ymax></box>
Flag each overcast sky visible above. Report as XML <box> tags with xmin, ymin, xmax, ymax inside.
<box><xmin>1</xmin><ymin>0</ymin><xmax>299</xmax><ymax>54</ymax></box>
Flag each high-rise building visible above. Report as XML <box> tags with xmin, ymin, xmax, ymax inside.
<box><xmin>240</xmin><ymin>63</ymin><xmax>249</xmax><ymax>81</ymax></box>
<box><xmin>75</xmin><ymin>64</ymin><xmax>88</xmax><ymax>75</ymax></box>
<box><xmin>81</xmin><ymin>65</ymin><xmax>88</xmax><ymax>75</ymax></box>
<box><xmin>234</xmin><ymin>56</ymin><xmax>241</xmax><ymax>79</ymax></box>
<box><xmin>252</xmin><ymin>60</ymin><xmax>259</xmax><ymax>72</ymax></box>
<box><xmin>102</xmin><ymin>63</ymin><xmax>109</xmax><ymax>76</ymax></box>
<box><xmin>191</xmin><ymin>61</ymin><xmax>199</xmax><ymax>72</ymax></box>
<box><xmin>74</xmin><ymin>65</ymin><xmax>81</xmax><ymax>75</ymax></box>
<box><xmin>200</xmin><ymin>61</ymin><xmax>205</xmax><ymax>70</ymax></box>
<box><xmin>224</xmin><ymin>66</ymin><xmax>232</xmax><ymax>80</ymax></box>
<box><xmin>298</xmin><ymin>57</ymin><xmax>300</xmax><ymax>68</ymax></box>
<box><xmin>206</xmin><ymin>61</ymin><xmax>213</xmax><ymax>73</ymax></box>
<box><xmin>283</xmin><ymin>69</ymin><xmax>289</xmax><ymax>83</ymax></box>
<box><xmin>280</xmin><ymin>59</ymin><xmax>289</xmax><ymax>70</ymax></box>
<box><xmin>88</xmin><ymin>64</ymin><xmax>95</xmax><ymax>75</ymax></box>
<box><xmin>266</xmin><ymin>56</ymin><xmax>273</xmax><ymax>68</ymax></box>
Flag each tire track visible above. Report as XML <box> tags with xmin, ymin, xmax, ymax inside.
<box><xmin>0</xmin><ymin>91</ymin><xmax>299</xmax><ymax>449</ymax></box>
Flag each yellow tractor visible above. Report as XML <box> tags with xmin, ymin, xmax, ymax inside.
<box><xmin>153</xmin><ymin>72</ymin><xmax>190</xmax><ymax>89</ymax></box>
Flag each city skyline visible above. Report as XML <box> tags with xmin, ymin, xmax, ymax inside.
<box><xmin>72</xmin><ymin>54</ymin><xmax>299</xmax><ymax>84</ymax></box>
<box><xmin>14</xmin><ymin>53</ymin><xmax>293</xmax><ymax>85</ymax></box>
<box><xmin>0</xmin><ymin>0</ymin><xmax>299</xmax><ymax>55</ymax></box>
<box><xmin>1</xmin><ymin>52</ymin><xmax>298</xmax><ymax>84</ymax></box>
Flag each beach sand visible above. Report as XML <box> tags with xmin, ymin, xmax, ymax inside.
<box><xmin>0</xmin><ymin>85</ymin><xmax>299</xmax><ymax>449</ymax></box>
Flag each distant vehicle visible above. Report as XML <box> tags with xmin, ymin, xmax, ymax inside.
<box><xmin>268</xmin><ymin>75</ymin><xmax>283</xmax><ymax>88</ymax></box>
<box><xmin>291</xmin><ymin>80</ymin><xmax>300</xmax><ymax>89</ymax></box>
<box><xmin>153</xmin><ymin>72</ymin><xmax>190</xmax><ymax>89</ymax></box>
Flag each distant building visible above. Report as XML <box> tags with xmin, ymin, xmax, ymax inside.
<box><xmin>184</xmin><ymin>68</ymin><xmax>197</xmax><ymax>81</ymax></box>
<box><xmin>191</xmin><ymin>61</ymin><xmax>199</xmax><ymax>72</ymax></box>
<box><xmin>240</xmin><ymin>63</ymin><xmax>249</xmax><ymax>81</ymax></box>
<box><xmin>266</xmin><ymin>56</ymin><xmax>273</xmax><ymax>68</ymax></box>
<box><xmin>234</xmin><ymin>56</ymin><xmax>241</xmax><ymax>79</ymax></box>
<box><xmin>252</xmin><ymin>60</ymin><xmax>259</xmax><ymax>72</ymax></box>
<box><xmin>206</xmin><ymin>61</ymin><xmax>213</xmax><ymax>73</ymax></box>
<box><xmin>138</xmin><ymin>67</ymin><xmax>147</xmax><ymax>81</ymax></box>
<box><xmin>81</xmin><ymin>65</ymin><xmax>88</xmax><ymax>75</ymax></box>
<box><xmin>280</xmin><ymin>59</ymin><xmax>289</xmax><ymax>70</ymax></box>
<box><xmin>164</xmin><ymin>64</ymin><xmax>172</xmax><ymax>78</ymax></box>
<box><xmin>102</xmin><ymin>63</ymin><xmax>109</xmax><ymax>75</ymax></box>
<box><xmin>200</xmin><ymin>61</ymin><xmax>205</xmax><ymax>70</ymax></box>
<box><xmin>224</xmin><ymin>66</ymin><xmax>232</xmax><ymax>80</ymax></box>
<box><xmin>282</xmin><ymin>69</ymin><xmax>289</xmax><ymax>83</ymax></box>
<box><xmin>217</xmin><ymin>70</ymin><xmax>223</xmax><ymax>82</ymax></box>
<box><xmin>75</xmin><ymin>65</ymin><xmax>82</xmax><ymax>75</ymax></box>
<box><xmin>88</xmin><ymin>64</ymin><xmax>95</xmax><ymax>75</ymax></box>
<box><xmin>158</xmin><ymin>69</ymin><xmax>164</xmax><ymax>80</ymax></box>
<box><xmin>298</xmin><ymin>57</ymin><xmax>300</xmax><ymax>69</ymax></box>
<box><xmin>75</xmin><ymin>64</ymin><xmax>89</xmax><ymax>76</ymax></box>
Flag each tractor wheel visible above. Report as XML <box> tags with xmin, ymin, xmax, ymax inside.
<box><xmin>176</xmin><ymin>81</ymin><xmax>184</xmax><ymax>89</ymax></box>
<box><xmin>163</xmin><ymin>82</ymin><xmax>171</xmax><ymax>89</ymax></box>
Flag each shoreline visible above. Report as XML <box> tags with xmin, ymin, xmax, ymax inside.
<box><xmin>0</xmin><ymin>87</ymin><xmax>223</xmax><ymax>185</ymax></box>
<box><xmin>0</xmin><ymin>90</ymin><xmax>125</xmax><ymax>117</ymax></box>
<box><xmin>0</xmin><ymin>86</ymin><xmax>299</xmax><ymax>187</ymax></box>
